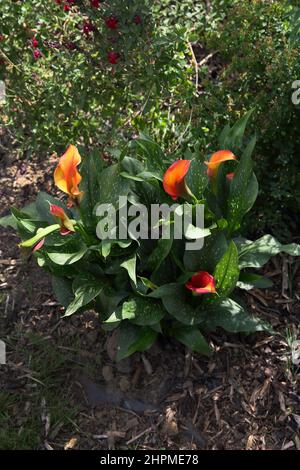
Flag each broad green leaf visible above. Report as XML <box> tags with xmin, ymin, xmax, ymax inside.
<box><xmin>52</xmin><ymin>276</ymin><xmax>74</xmax><ymax>307</ymax></box>
<box><xmin>236</xmin><ymin>235</ymin><xmax>300</xmax><ymax>268</ymax></box>
<box><xmin>214</xmin><ymin>241</ymin><xmax>239</xmax><ymax>297</ymax></box>
<box><xmin>46</xmin><ymin>240</ymin><xmax>87</xmax><ymax>265</ymax></box>
<box><xmin>237</xmin><ymin>273</ymin><xmax>273</xmax><ymax>291</ymax></box>
<box><xmin>184</xmin><ymin>223</ymin><xmax>211</xmax><ymax>240</ymax></box>
<box><xmin>147</xmin><ymin>235</ymin><xmax>173</xmax><ymax>273</ymax></box>
<box><xmin>121</xmin><ymin>254</ymin><xmax>137</xmax><ymax>285</ymax></box>
<box><xmin>79</xmin><ymin>149</ymin><xmax>104</xmax><ymax>229</ymax></box>
<box><xmin>186</xmin><ymin>159</ymin><xmax>209</xmax><ymax>200</ymax></box>
<box><xmin>170</xmin><ymin>324</ymin><xmax>212</xmax><ymax>356</ymax></box>
<box><xmin>105</xmin><ymin>297</ymin><xmax>165</xmax><ymax>326</ymax></box>
<box><xmin>227</xmin><ymin>136</ymin><xmax>256</xmax><ymax>233</ymax></box>
<box><xmin>158</xmin><ymin>285</ymin><xmax>206</xmax><ymax>325</ymax></box>
<box><xmin>65</xmin><ymin>278</ymin><xmax>104</xmax><ymax>317</ymax></box>
<box><xmin>116</xmin><ymin>322</ymin><xmax>157</xmax><ymax>361</ymax></box>
<box><xmin>98</xmin><ymin>163</ymin><xmax>131</xmax><ymax>207</ymax></box>
<box><xmin>0</xmin><ymin>201</ymin><xmax>39</xmax><ymax>229</ymax></box>
<box><xmin>203</xmin><ymin>299</ymin><xmax>272</xmax><ymax>333</ymax></box>
<box><xmin>184</xmin><ymin>230</ymin><xmax>228</xmax><ymax>273</ymax></box>
<box><xmin>219</xmin><ymin>110</ymin><xmax>254</xmax><ymax>151</ymax></box>
<box><xmin>133</xmin><ymin>133</ymin><xmax>166</xmax><ymax>173</ymax></box>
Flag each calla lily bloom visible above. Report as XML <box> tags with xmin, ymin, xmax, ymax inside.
<box><xmin>226</xmin><ymin>172</ymin><xmax>235</xmax><ymax>181</ymax></box>
<box><xmin>32</xmin><ymin>238</ymin><xmax>45</xmax><ymax>253</ymax></box>
<box><xmin>163</xmin><ymin>160</ymin><xmax>192</xmax><ymax>200</ymax></box>
<box><xmin>50</xmin><ymin>204</ymin><xmax>75</xmax><ymax>235</ymax></box>
<box><xmin>185</xmin><ymin>271</ymin><xmax>216</xmax><ymax>294</ymax></box>
<box><xmin>205</xmin><ymin>150</ymin><xmax>236</xmax><ymax>180</ymax></box>
<box><xmin>54</xmin><ymin>145</ymin><xmax>83</xmax><ymax>201</ymax></box>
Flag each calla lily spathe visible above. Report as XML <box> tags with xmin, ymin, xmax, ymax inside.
<box><xmin>54</xmin><ymin>145</ymin><xmax>83</xmax><ymax>201</ymax></box>
<box><xmin>205</xmin><ymin>150</ymin><xmax>236</xmax><ymax>180</ymax></box>
<box><xmin>163</xmin><ymin>160</ymin><xmax>192</xmax><ymax>200</ymax></box>
<box><xmin>50</xmin><ymin>204</ymin><xmax>75</xmax><ymax>235</ymax></box>
<box><xmin>185</xmin><ymin>271</ymin><xmax>216</xmax><ymax>294</ymax></box>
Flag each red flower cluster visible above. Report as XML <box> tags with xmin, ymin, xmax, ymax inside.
<box><xmin>83</xmin><ymin>21</ymin><xmax>94</xmax><ymax>36</ymax></box>
<box><xmin>105</xmin><ymin>15</ymin><xmax>118</xmax><ymax>30</ymax></box>
<box><xmin>107</xmin><ymin>51</ymin><xmax>119</xmax><ymax>64</ymax></box>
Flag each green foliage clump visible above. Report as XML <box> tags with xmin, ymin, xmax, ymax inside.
<box><xmin>197</xmin><ymin>0</ymin><xmax>300</xmax><ymax>239</ymax></box>
<box><xmin>2</xmin><ymin>119</ymin><xmax>299</xmax><ymax>360</ymax></box>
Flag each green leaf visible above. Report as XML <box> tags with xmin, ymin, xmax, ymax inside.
<box><xmin>203</xmin><ymin>299</ymin><xmax>272</xmax><ymax>333</ymax></box>
<box><xmin>98</xmin><ymin>163</ymin><xmax>131</xmax><ymax>207</ymax></box>
<box><xmin>79</xmin><ymin>149</ymin><xmax>104</xmax><ymax>229</ymax></box>
<box><xmin>65</xmin><ymin>278</ymin><xmax>104</xmax><ymax>317</ymax></box>
<box><xmin>219</xmin><ymin>110</ymin><xmax>254</xmax><ymax>151</ymax></box>
<box><xmin>186</xmin><ymin>159</ymin><xmax>209</xmax><ymax>199</ymax></box>
<box><xmin>227</xmin><ymin>136</ymin><xmax>257</xmax><ymax>233</ymax></box>
<box><xmin>184</xmin><ymin>230</ymin><xmax>228</xmax><ymax>273</ymax></box>
<box><xmin>116</xmin><ymin>322</ymin><xmax>157</xmax><ymax>361</ymax></box>
<box><xmin>46</xmin><ymin>240</ymin><xmax>87</xmax><ymax>265</ymax></box>
<box><xmin>237</xmin><ymin>273</ymin><xmax>273</xmax><ymax>291</ymax></box>
<box><xmin>0</xmin><ymin>201</ymin><xmax>40</xmax><ymax>230</ymax></box>
<box><xmin>170</xmin><ymin>324</ymin><xmax>212</xmax><ymax>356</ymax></box>
<box><xmin>133</xmin><ymin>133</ymin><xmax>166</xmax><ymax>174</ymax></box>
<box><xmin>237</xmin><ymin>235</ymin><xmax>300</xmax><ymax>269</ymax></box>
<box><xmin>147</xmin><ymin>235</ymin><xmax>173</xmax><ymax>273</ymax></box>
<box><xmin>121</xmin><ymin>254</ymin><xmax>137</xmax><ymax>285</ymax></box>
<box><xmin>184</xmin><ymin>223</ymin><xmax>211</xmax><ymax>240</ymax></box>
<box><xmin>106</xmin><ymin>297</ymin><xmax>165</xmax><ymax>326</ymax></box>
<box><xmin>214</xmin><ymin>241</ymin><xmax>239</xmax><ymax>297</ymax></box>
<box><xmin>52</xmin><ymin>277</ymin><xmax>74</xmax><ymax>307</ymax></box>
<box><xmin>0</xmin><ymin>213</ymin><xmax>17</xmax><ymax>229</ymax></box>
<box><xmin>155</xmin><ymin>284</ymin><xmax>206</xmax><ymax>325</ymax></box>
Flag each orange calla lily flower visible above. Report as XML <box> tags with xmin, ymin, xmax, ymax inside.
<box><xmin>163</xmin><ymin>160</ymin><xmax>192</xmax><ymax>200</ymax></box>
<box><xmin>50</xmin><ymin>204</ymin><xmax>75</xmax><ymax>236</ymax></box>
<box><xmin>185</xmin><ymin>271</ymin><xmax>216</xmax><ymax>294</ymax></box>
<box><xmin>205</xmin><ymin>150</ymin><xmax>236</xmax><ymax>180</ymax></box>
<box><xmin>54</xmin><ymin>145</ymin><xmax>83</xmax><ymax>201</ymax></box>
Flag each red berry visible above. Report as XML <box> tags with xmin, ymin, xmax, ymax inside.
<box><xmin>31</xmin><ymin>37</ymin><xmax>38</xmax><ymax>48</ymax></box>
<box><xmin>107</xmin><ymin>51</ymin><xmax>119</xmax><ymax>64</ymax></box>
<box><xmin>90</xmin><ymin>0</ymin><xmax>100</xmax><ymax>7</ymax></box>
<box><xmin>105</xmin><ymin>15</ymin><xmax>118</xmax><ymax>30</ymax></box>
<box><xmin>55</xmin><ymin>0</ymin><xmax>62</xmax><ymax>4</ymax></box>
<box><xmin>134</xmin><ymin>15</ymin><xmax>142</xmax><ymax>25</ymax></box>
<box><xmin>33</xmin><ymin>49</ymin><xmax>41</xmax><ymax>60</ymax></box>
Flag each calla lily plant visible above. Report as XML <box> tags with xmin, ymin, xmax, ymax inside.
<box><xmin>1</xmin><ymin>118</ymin><xmax>300</xmax><ymax>361</ymax></box>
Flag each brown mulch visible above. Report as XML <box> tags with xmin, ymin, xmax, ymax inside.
<box><xmin>0</xmin><ymin>140</ymin><xmax>299</xmax><ymax>450</ymax></box>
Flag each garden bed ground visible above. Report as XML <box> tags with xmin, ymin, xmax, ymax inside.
<box><xmin>0</xmin><ymin>144</ymin><xmax>299</xmax><ymax>450</ymax></box>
